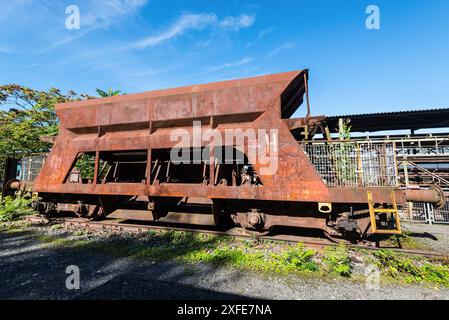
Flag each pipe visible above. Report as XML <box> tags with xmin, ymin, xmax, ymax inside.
<box><xmin>8</xmin><ymin>181</ymin><xmax>20</xmax><ymax>190</ymax></box>
<box><xmin>403</xmin><ymin>185</ymin><xmax>446</xmax><ymax>209</ymax></box>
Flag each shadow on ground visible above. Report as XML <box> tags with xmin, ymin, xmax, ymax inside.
<box><xmin>0</xmin><ymin>230</ymin><xmax>249</xmax><ymax>300</ymax></box>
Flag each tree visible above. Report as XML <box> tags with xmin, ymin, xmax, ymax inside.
<box><xmin>0</xmin><ymin>84</ymin><xmax>93</xmax><ymax>179</ymax></box>
<box><xmin>96</xmin><ymin>88</ymin><xmax>124</xmax><ymax>97</ymax></box>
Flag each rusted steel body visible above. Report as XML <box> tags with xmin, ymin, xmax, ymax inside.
<box><xmin>36</xmin><ymin>71</ymin><xmax>325</xmax><ymax>200</ymax></box>
<box><xmin>29</xmin><ymin>70</ymin><xmax>443</xmax><ymax>238</ymax></box>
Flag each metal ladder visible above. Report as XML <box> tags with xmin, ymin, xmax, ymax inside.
<box><xmin>367</xmin><ymin>191</ymin><xmax>402</xmax><ymax>234</ymax></box>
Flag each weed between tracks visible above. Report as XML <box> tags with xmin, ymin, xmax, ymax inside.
<box><xmin>1</xmin><ymin>220</ymin><xmax>449</xmax><ymax>287</ymax></box>
<box><xmin>380</xmin><ymin>231</ymin><xmax>428</xmax><ymax>250</ymax></box>
<box><xmin>372</xmin><ymin>249</ymin><xmax>449</xmax><ymax>286</ymax></box>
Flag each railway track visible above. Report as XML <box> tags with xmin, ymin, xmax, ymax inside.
<box><xmin>25</xmin><ymin>215</ymin><xmax>448</xmax><ymax>258</ymax></box>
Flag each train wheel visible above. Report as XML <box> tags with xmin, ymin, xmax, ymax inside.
<box><xmin>91</xmin><ymin>207</ymin><xmax>105</xmax><ymax>221</ymax></box>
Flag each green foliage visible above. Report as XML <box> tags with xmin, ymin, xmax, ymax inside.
<box><xmin>331</xmin><ymin>142</ymin><xmax>358</xmax><ymax>185</ymax></box>
<box><xmin>0</xmin><ymin>84</ymin><xmax>93</xmax><ymax>179</ymax></box>
<box><xmin>96</xmin><ymin>88</ymin><xmax>124</xmax><ymax>97</ymax></box>
<box><xmin>338</xmin><ymin>118</ymin><xmax>352</xmax><ymax>141</ymax></box>
<box><xmin>331</xmin><ymin>118</ymin><xmax>357</xmax><ymax>185</ymax></box>
<box><xmin>49</xmin><ymin>224</ymin><xmax>63</xmax><ymax>231</ymax></box>
<box><xmin>0</xmin><ymin>196</ymin><xmax>34</xmax><ymax>222</ymax></box>
<box><xmin>323</xmin><ymin>243</ymin><xmax>352</xmax><ymax>277</ymax></box>
<box><xmin>374</xmin><ymin>250</ymin><xmax>420</xmax><ymax>280</ymax></box>
<box><xmin>279</xmin><ymin>243</ymin><xmax>319</xmax><ymax>272</ymax></box>
<box><xmin>195</xmin><ymin>246</ymin><xmax>248</xmax><ymax>266</ymax></box>
<box><xmin>384</xmin><ymin>232</ymin><xmax>426</xmax><ymax>250</ymax></box>
<box><xmin>419</xmin><ymin>264</ymin><xmax>449</xmax><ymax>286</ymax></box>
<box><xmin>185</xmin><ymin>242</ymin><xmax>319</xmax><ymax>274</ymax></box>
<box><xmin>373</xmin><ymin>250</ymin><xmax>449</xmax><ymax>286</ymax></box>
<box><xmin>74</xmin><ymin>153</ymin><xmax>96</xmax><ymax>180</ymax></box>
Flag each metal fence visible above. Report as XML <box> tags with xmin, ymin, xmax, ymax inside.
<box><xmin>398</xmin><ymin>196</ymin><xmax>449</xmax><ymax>224</ymax></box>
<box><xmin>18</xmin><ymin>155</ymin><xmax>47</xmax><ymax>182</ymax></box>
<box><xmin>301</xmin><ymin>141</ymin><xmax>397</xmax><ymax>187</ymax></box>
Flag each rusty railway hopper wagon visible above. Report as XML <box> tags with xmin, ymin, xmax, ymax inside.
<box><xmin>30</xmin><ymin>70</ymin><xmax>445</xmax><ymax>241</ymax></box>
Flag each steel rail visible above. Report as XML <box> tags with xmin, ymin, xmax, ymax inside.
<box><xmin>25</xmin><ymin>215</ymin><xmax>448</xmax><ymax>258</ymax></box>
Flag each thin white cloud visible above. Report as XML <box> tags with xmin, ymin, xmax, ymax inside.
<box><xmin>130</xmin><ymin>13</ymin><xmax>217</xmax><ymax>49</ymax></box>
<box><xmin>266</xmin><ymin>42</ymin><xmax>296</xmax><ymax>57</ymax></box>
<box><xmin>0</xmin><ymin>47</ymin><xmax>10</xmax><ymax>53</ymax></box>
<box><xmin>37</xmin><ymin>0</ymin><xmax>148</xmax><ymax>53</ymax></box>
<box><xmin>132</xmin><ymin>64</ymin><xmax>183</xmax><ymax>77</ymax></box>
<box><xmin>219</xmin><ymin>14</ymin><xmax>256</xmax><ymax>30</ymax></box>
<box><xmin>246</xmin><ymin>27</ymin><xmax>274</xmax><ymax>48</ymax></box>
<box><xmin>258</xmin><ymin>27</ymin><xmax>274</xmax><ymax>39</ymax></box>
<box><xmin>26</xmin><ymin>63</ymin><xmax>44</xmax><ymax>68</ymax></box>
<box><xmin>0</xmin><ymin>0</ymin><xmax>30</xmax><ymax>23</ymax></box>
<box><xmin>128</xmin><ymin>12</ymin><xmax>256</xmax><ymax>50</ymax></box>
<box><xmin>37</xmin><ymin>29</ymin><xmax>93</xmax><ymax>54</ymax></box>
<box><xmin>184</xmin><ymin>57</ymin><xmax>253</xmax><ymax>78</ymax></box>
<box><xmin>81</xmin><ymin>0</ymin><xmax>147</xmax><ymax>29</ymax></box>
<box><xmin>209</xmin><ymin>57</ymin><xmax>253</xmax><ymax>71</ymax></box>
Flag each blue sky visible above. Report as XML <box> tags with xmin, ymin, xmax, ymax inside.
<box><xmin>0</xmin><ymin>0</ymin><xmax>448</xmax><ymax>118</ymax></box>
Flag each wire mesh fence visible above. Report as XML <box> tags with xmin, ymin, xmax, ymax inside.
<box><xmin>398</xmin><ymin>202</ymin><xmax>429</xmax><ymax>223</ymax></box>
<box><xmin>18</xmin><ymin>154</ymin><xmax>47</xmax><ymax>182</ymax></box>
<box><xmin>399</xmin><ymin>196</ymin><xmax>449</xmax><ymax>224</ymax></box>
<box><xmin>434</xmin><ymin>200</ymin><xmax>449</xmax><ymax>223</ymax></box>
<box><xmin>301</xmin><ymin>141</ymin><xmax>397</xmax><ymax>187</ymax></box>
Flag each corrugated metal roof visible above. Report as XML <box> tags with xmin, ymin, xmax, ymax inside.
<box><xmin>326</xmin><ymin>107</ymin><xmax>449</xmax><ymax>119</ymax></box>
<box><xmin>325</xmin><ymin>107</ymin><xmax>449</xmax><ymax>132</ymax></box>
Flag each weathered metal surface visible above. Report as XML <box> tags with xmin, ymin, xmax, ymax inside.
<box><xmin>33</xmin><ymin>70</ymin><xmax>328</xmax><ymax>202</ymax></box>
<box><xmin>32</xmin><ymin>70</ymin><xmax>443</xmax><ymax>208</ymax></box>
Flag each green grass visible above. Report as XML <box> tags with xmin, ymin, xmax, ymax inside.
<box><xmin>181</xmin><ymin>242</ymin><xmax>319</xmax><ymax>274</ymax></box>
<box><xmin>381</xmin><ymin>231</ymin><xmax>428</xmax><ymax>250</ymax></box>
<box><xmin>0</xmin><ymin>219</ymin><xmax>32</xmax><ymax>233</ymax></box>
<box><xmin>373</xmin><ymin>249</ymin><xmax>449</xmax><ymax>286</ymax></box>
<box><xmin>323</xmin><ymin>243</ymin><xmax>352</xmax><ymax>277</ymax></box>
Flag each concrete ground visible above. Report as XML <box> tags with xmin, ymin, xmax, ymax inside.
<box><xmin>402</xmin><ymin>222</ymin><xmax>449</xmax><ymax>254</ymax></box>
<box><xmin>1</xmin><ymin>227</ymin><xmax>449</xmax><ymax>300</ymax></box>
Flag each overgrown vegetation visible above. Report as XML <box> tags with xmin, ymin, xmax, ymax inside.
<box><xmin>279</xmin><ymin>243</ymin><xmax>319</xmax><ymax>272</ymax></box>
<box><xmin>0</xmin><ymin>196</ymin><xmax>34</xmax><ymax>222</ymax></box>
<box><xmin>337</xmin><ymin>117</ymin><xmax>352</xmax><ymax>141</ymax></box>
<box><xmin>323</xmin><ymin>243</ymin><xmax>352</xmax><ymax>277</ymax></box>
<box><xmin>373</xmin><ymin>249</ymin><xmax>449</xmax><ymax>286</ymax></box>
<box><xmin>333</xmin><ymin>118</ymin><xmax>357</xmax><ymax>185</ymax></box>
<box><xmin>381</xmin><ymin>231</ymin><xmax>427</xmax><ymax>250</ymax></box>
<box><xmin>73</xmin><ymin>153</ymin><xmax>96</xmax><ymax>180</ymax></box>
<box><xmin>185</xmin><ymin>242</ymin><xmax>319</xmax><ymax>273</ymax></box>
